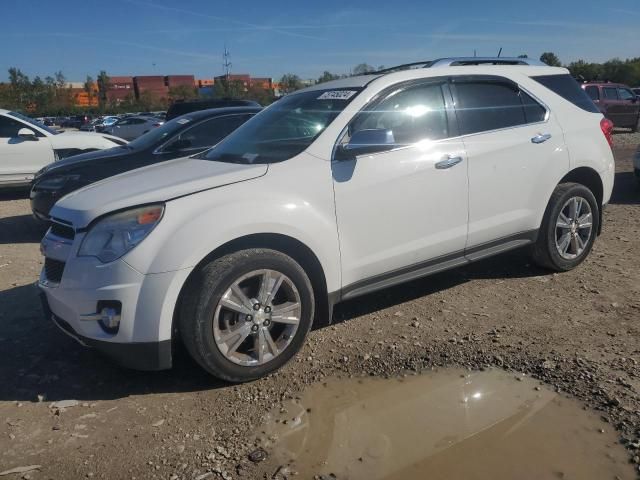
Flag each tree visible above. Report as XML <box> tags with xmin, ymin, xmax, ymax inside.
<box><xmin>213</xmin><ymin>78</ymin><xmax>246</xmax><ymax>99</ymax></box>
<box><xmin>245</xmin><ymin>84</ymin><xmax>275</xmax><ymax>105</ymax></box>
<box><xmin>352</xmin><ymin>63</ymin><xmax>375</xmax><ymax>75</ymax></box>
<box><xmin>279</xmin><ymin>74</ymin><xmax>303</xmax><ymax>95</ymax></box>
<box><xmin>168</xmin><ymin>84</ymin><xmax>198</xmax><ymax>102</ymax></box>
<box><xmin>517</xmin><ymin>54</ymin><xmax>529</xmax><ymax>58</ymax></box>
<box><xmin>97</xmin><ymin>70</ymin><xmax>110</xmax><ymax>109</ymax></box>
<box><xmin>540</xmin><ymin>52</ymin><xmax>561</xmax><ymax>67</ymax></box>
<box><xmin>316</xmin><ymin>71</ymin><xmax>340</xmax><ymax>84</ymax></box>
<box><xmin>84</xmin><ymin>75</ymin><xmax>96</xmax><ymax>106</ymax></box>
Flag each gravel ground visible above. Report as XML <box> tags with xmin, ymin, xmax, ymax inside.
<box><xmin>0</xmin><ymin>139</ymin><xmax>639</xmax><ymax>479</ymax></box>
<box><xmin>614</xmin><ymin>130</ymin><xmax>640</xmax><ymax>148</ymax></box>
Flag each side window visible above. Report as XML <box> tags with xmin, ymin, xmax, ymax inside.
<box><xmin>0</xmin><ymin>116</ymin><xmax>25</xmax><ymax>138</ymax></box>
<box><xmin>618</xmin><ymin>88</ymin><xmax>635</xmax><ymax>101</ymax></box>
<box><xmin>117</xmin><ymin>119</ymin><xmax>130</xmax><ymax>126</ymax></box>
<box><xmin>168</xmin><ymin>114</ymin><xmax>253</xmax><ymax>151</ymax></box>
<box><xmin>454</xmin><ymin>81</ymin><xmax>526</xmax><ymax>135</ymax></box>
<box><xmin>349</xmin><ymin>82</ymin><xmax>448</xmax><ymax>147</ymax></box>
<box><xmin>603</xmin><ymin>87</ymin><xmax>619</xmax><ymax>100</ymax></box>
<box><xmin>521</xmin><ymin>91</ymin><xmax>547</xmax><ymax>123</ymax></box>
<box><xmin>585</xmin><ymin>86</ymin><xmax>600</xmax><ymax>101</ymax></box>
<box><xmin>132</xmin><ymin>118</ymin><xmax>146</xmax><ymax>125</ymax></box>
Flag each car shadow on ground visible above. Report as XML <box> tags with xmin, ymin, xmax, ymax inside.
<box><xmin>0</xmin><ymin>214</ymin><xmax>48</xmax><ymax>244</ymax></box>
<box><xmin>610</xmin><ymin>171</ymin><xmax>639</xmax><ymax>205</ymax></box>
<box><xmin>331</xmin><ymin>248</ymin><xmax>544</xmax><ymax>324</ymax></box>
<box><xmin>0</xmin><ymin>187</ymin><xmax>30</xmax><ymax>201</ymax></box>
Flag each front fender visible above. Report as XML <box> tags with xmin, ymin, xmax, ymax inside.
<box><xmin>123</xmin><ymin>155</ymin><xmax>341</xmax><ymax>294</ymax></box>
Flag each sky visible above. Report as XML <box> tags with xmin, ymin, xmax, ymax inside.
<box><xmin>1</xmin><ymin>0</ymin><xmax>639</xmax><ymax>82</ymax></box>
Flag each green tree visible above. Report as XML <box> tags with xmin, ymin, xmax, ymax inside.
<box><xmin>316</xmin><ymin>71</ymin><xmax>340</xmax><ymax>84</ymax></box>
<box><xmin>168</xmin><ymin>84</ymin><xmax>198</xmax><ymax>101</ymax></box>
<box><xmin>517</xmin><ymin>54</ymin><xmax>529</xmax><ymax>58</ymax></box>
<box><xmin>84</xmin><ymin>75</ymin><xmax>95</xmax><ymax>106</ymax></box>
<box><xmin>213</xmin><ymin>78</ymin><xmax>246</xmax><ymax>98</ymax></box>
<box><xmin>279</xmin><ymin>74</ymin><xmax>303</xmax><ymax>95</ymax></box>
<box><xmin>352</xmin><ymin>63</ymin><xmax>375</xmax><ymax>75</ymax></box>
<box><xmin>97</xmin><ymin>70</ymin><xmax>110</xmax><ymax>109</ymax></box>
<box><xmin>244</xmin><ymin>84</ymin><xmax>275</xmax><ymax>105</ymax></box>
<box><xmin>540</xmin><ymin>52</ymin><xmax>562</xmax><ymax>67</ymax></box>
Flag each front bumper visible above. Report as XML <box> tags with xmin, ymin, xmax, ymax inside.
<box><xmin>38</xmin><ymin>231</ymin><xmax>193</xmax><ymax>371</ymax></box>
<box><xmin>40</xmin><ymin>292</ymin><xmax>172</xmax><ymax>370</ymax></box>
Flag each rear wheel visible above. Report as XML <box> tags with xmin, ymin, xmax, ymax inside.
<box><xmin>179</xmin><ymin>249</ymin><xmax>314</xmax><ymax>382</ymax></box>
<box><xmin>531</xmin><ymin>183</ymin><xmax>599</xmax><ymax>271</ymax></box>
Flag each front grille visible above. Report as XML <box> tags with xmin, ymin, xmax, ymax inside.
<box><xmin>44</xmin><ymin>258</ymin><xmax>66</xmax><ymax>283</ymax></box>
<box><xmin>50</xmin><ymin>223</ymin><xmax>75</xmax><ymax>240</ymax></box>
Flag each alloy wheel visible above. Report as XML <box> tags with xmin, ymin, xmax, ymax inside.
<box><xmin>212</xmin><ymin>269</ymin><xmax>302</xmax><ymax>366</ymax></box>
<box><xmin>555</xmin><ymin>196</ymin><xmax>593</xmax><ymax>260</ymax></box>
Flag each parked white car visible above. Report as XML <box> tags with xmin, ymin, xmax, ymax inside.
<box><xmin>0</xmin><ymin>109</ymin><xmax>126</xmax><ymax>187</ymax></box>
<box><xmin>103</xmin><ymin>116</ymin><xmax>164</xmax><ymax>140</ymax></box>
<box><xmin>39</xmin><ymin>58</ymin><xmax>615</xmax><ymax>382</ymax></box>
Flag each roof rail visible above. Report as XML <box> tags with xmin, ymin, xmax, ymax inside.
<box><xmin>366</xmin><ymin>57</ymin><xmax>548</xmax><ymax>75</ymax></box>
<box><xmin>429</xmin><ymin>57</ymin><xmax>547</xmax><ymax>67</ymax></box>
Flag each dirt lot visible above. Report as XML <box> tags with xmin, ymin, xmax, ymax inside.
<box><xmin>0</xmin><ymin>137</ymin><xmax>639</xmax><ymax>479</ymax></box>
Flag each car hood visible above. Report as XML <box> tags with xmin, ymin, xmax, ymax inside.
<box><xmin>43</xmin><ymin>146</ymin><xmax>131</xmax><ymax>174</ymax></box>
<box><xmin>50</xmin><ymin>157</ymin><xmax>268</xmax><ymax>227</ymax></box>
<box><xmin>48</xmin><ymin>131</ymin><xmax>125</xmax><ymax>148</ymax></box>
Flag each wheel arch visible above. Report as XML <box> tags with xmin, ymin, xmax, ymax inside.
<box><xmin>172</xmin><ymin>233</ymin><xmax>332</xmax><ymax>340</ymax></box>
<box><xmin>558</xmin><ymin>167</ymin><xmax>604</xmax><ymax>235</ymax></box>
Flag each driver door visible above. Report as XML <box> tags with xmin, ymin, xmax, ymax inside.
<box><xmin>331</xmin><ymin>80</ymin><xmax>469</xmax><ymax>291</ymax></box>
<box><xmin>0</xmin><ymin>115</ymin><xmax>53</xmax><ymax>185</ymax></box>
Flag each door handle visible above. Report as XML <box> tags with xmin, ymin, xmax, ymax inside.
<box><xmin>435</xmin><ymin>155</ymin><xmax>463</xmax><ymax>169</ymax></box>
<box><xmin>531</xmin><ymin>133</ymin><xmax>552</xmax><ymax>144</ymax></box>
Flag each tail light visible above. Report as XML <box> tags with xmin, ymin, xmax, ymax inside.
<box><xmin>600</xmin><ymin>118</ymin><xmax>614</xmax><ymax>149</ymax></box>
<box><xmin>152</xmin><ymin>123</ymin><xmax>161</xmax><ymax>128</ymax></box>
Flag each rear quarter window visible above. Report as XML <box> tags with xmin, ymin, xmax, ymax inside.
<box><xmin>531</xmin><ymin>75</ymin><xmax>600</xmax><ymax>113</ymax></box>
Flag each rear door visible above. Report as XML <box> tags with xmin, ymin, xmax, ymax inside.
<box><xmin>0</xmin><ymin>115</ymin><xmax>54</xmax><ymax>185</ymax></box>
<box><xmin>602</xmin><ymin>86</ymin><xmax>624</xmax><ymax>126</ymax></box>
<box><xmin>617</xmin><ymin>87</ymin><xmax>640</xmax><ymax>128</ymax></box>
<box><xmin>450</xmin><ymin>75</ymin><xmax>569</xmax><ymax>250</ymax></box>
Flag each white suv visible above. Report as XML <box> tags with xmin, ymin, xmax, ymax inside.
<box><xmin>39</xmin><ymin>58</ymin><xmax>615</xmax><ymax>382</ymax></box>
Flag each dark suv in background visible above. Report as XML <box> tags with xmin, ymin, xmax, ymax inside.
<box><xmin>581</xmin><ymin>82</ymin><xmax>640</xmax><ymax>131</ymax></box>
<box><xmin>31</xmin><ymin>106</ymin><xmax>260</xmax><ymax>221</ymax></box>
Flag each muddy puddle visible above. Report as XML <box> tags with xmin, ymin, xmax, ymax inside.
<box><xmin>254</xmin><ymin>369</ymin><xmax>634</xmax><ymax>479</ymax></box>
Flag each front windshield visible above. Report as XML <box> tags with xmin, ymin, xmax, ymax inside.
<box><xmin>10</xmin><ymin>111</ymin><xmax>59</xmax><ymax>135</ymax></box>
<box><xmin>199</xmin><ymin>88</ymin><xmax>361</xmax><ymax>164</ymax></box>
<box><xmin>126</xmin><ymin>115</ymin><xmax>193</xmax><ymax>150</ymax></box>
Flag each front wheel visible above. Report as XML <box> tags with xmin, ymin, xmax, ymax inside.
<box><xmin>179</xmin><ymin>249</ymin><xmax>314</xmax><ymax>382</ymax></box>
<box><xmin>531</xmin><ymin>182</ymin><xmax>600</xmax><ymax>272</ymax></box>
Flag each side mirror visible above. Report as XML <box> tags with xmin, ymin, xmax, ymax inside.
<box><xmin>18</xmin><ymin>128</ymin><xmax>38</xmax><ymax>141</ymax></box>
<box><xmin>339</xmin><ymin>129</ymin><xmax>396</xmax><ymax>158</ymax></box>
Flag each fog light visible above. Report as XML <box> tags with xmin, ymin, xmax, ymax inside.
<box><xmin>98</xmin><ymin>308</ymin><xmax>121</xmax><ymax>329</ymax></box>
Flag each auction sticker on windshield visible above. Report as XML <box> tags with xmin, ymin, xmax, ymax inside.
<box><xmin>317</xmin><ymin>90</ymin><xmax>358</xmax><ymax>100</ymax></box>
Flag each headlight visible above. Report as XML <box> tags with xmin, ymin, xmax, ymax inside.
<box><xmin>35</xmin><ymin>174</ymin><xmax>80</xmax><ymax>190</ymax></box>
<box><xmin>78</xmin><ymin>204</ymin><xmax>164</xmax><ymax>263</ymax></box>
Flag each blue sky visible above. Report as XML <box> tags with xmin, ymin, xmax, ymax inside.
<box><xmin>2</xmin><ymin>0</ymin><xmax>639</xmax><ymax>82</ymax></box>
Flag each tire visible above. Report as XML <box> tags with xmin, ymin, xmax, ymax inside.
<box><xmin>179</xmin><ymin>248</ymin><xmax>315</xmax><ymax>382</ymax></box>
<box><xmin>531</xmin><ymin>182</ymin><xmax>600</xmax><ymax>272</ymax></box>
